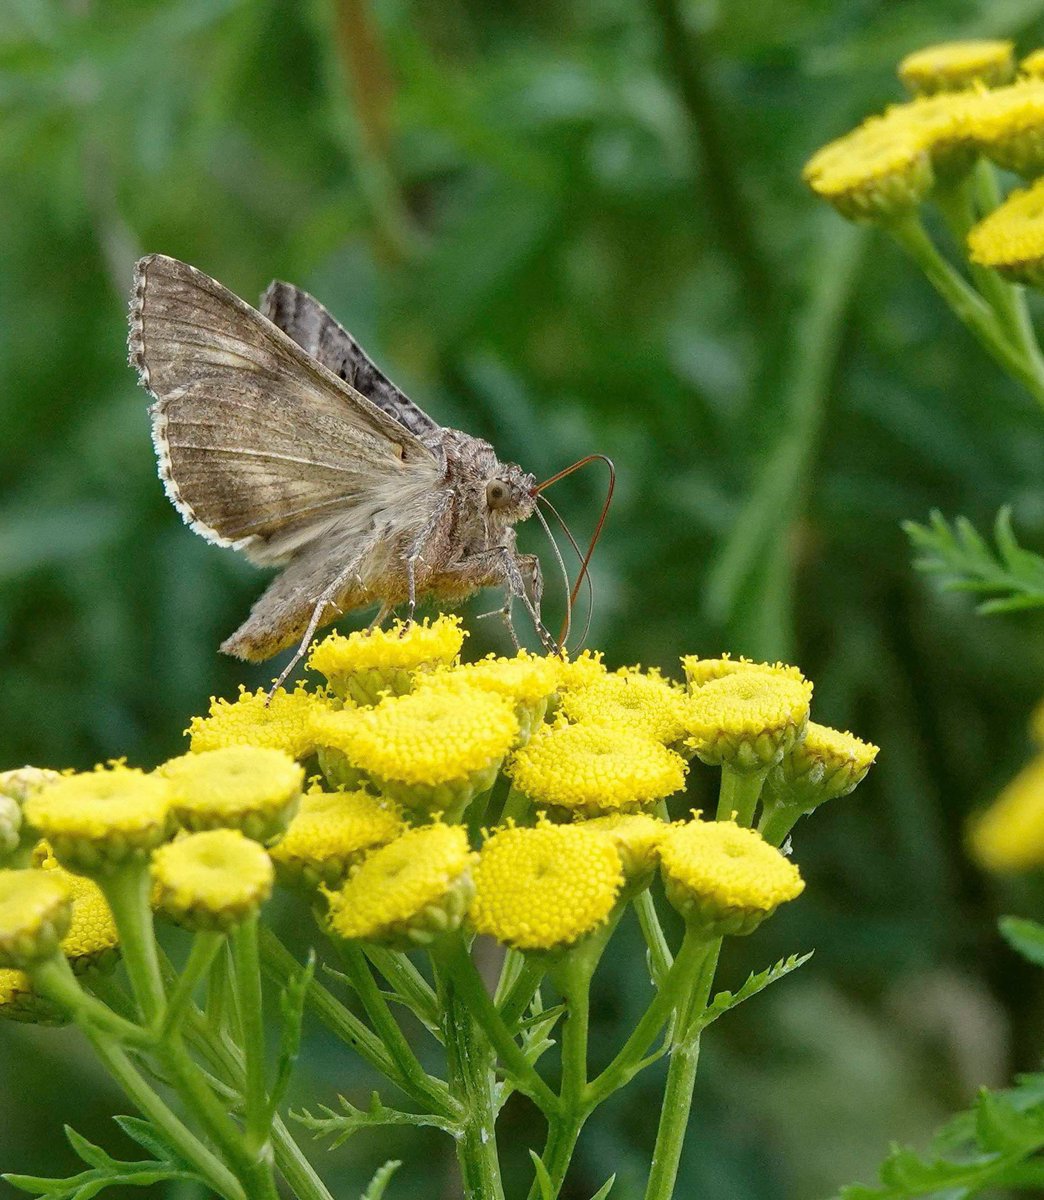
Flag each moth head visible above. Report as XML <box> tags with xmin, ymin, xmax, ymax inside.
<box><xmin>484</xmin><ymin>465</ymin><xmax>536</xmax><ymax>523</ymax></box>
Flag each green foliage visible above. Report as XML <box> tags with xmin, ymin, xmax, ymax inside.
<box><xmin>904</xmin><ymin>507</ymin><xmax>1044</xmax><ymax>613</ymax></box>
<box><xmin>359</xmin><ymin>1159</ymin><xmax>402</xmax><ymax>1200</ymax></box>
<box><xmin>998</xmin><ymin>915</ymin><xmax>1044</xmax><ymax>966</ymax></box>
<box><xmin>691</xmin><ymin>951</ymin><xmax>813</xmax><ymax>1036</ymax></box>
<box><xmin>294</xmin><ymin>1092</ymin><xmax>459</xmax><ymax>1149</ymax></box>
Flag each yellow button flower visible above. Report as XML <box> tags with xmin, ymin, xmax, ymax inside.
<box><xmin>898</xmin><ymin>40</ymin><xmax>1015</xmax><ymax>95</ymax></box>
<box><xmin>0</xmin><ymin>968</ymin><xmax>67</xmax><ymax>1026</ymax></box>
<box><xmin>0</xmin><ymin>796</ymin><xmax>20</xmax><ymax>860</ymax></box>
<box><xmin>682</xmin><ymin>654</ymin><xmax>806</xmax><ymax>690</ymax></box>
<box><xmin>581</xmin><ymin>812</ymin><xmax>670</xmax><ymax>881</ymax></box>
<box><xmin>0</xmin><ymin>767</ymin><xmax>61</xmax><ymax>805</ymax></box>
<box><xmin>1022</xmin><ymin>49</ymin><xmax>1044</xmax><ymax>79</ymax></box>
<box><xmin>555</xmin><ymin>650</ymin><xmax>608</xmax><ymax>693</ymax></box>
<box><xmin>769</xmin><ymin>722</ymin><xmax>879</xmax><ymax>811</ymax></box>
<box><xmin>965</xmin><ymin>79</ymin><xmax>1044</xmax><ymax>176</ymax></box>
<box><xmin>660</xmin><ymin>819</ymin><xmax>804</xmax><ymax>936</ymax></box>
<box><xmin>418</xmin><ymin>651</ymin><xmax>560</xmax><ymax>744</ymax></box>
<box><xmin>37</xmin><ymin>856</ymin><xmax>119</xmax><ymax>974</ymax></box>
<box><xmin>271</xmin><ymin>788</ymin><xmax>404</xmax><ymax>889</ymax></box>
<box><xmin>803</xmin><ymin>112</ymin><xmax>933</xmax><ymax>222</ymax></box>
<box><xmin>968</xmin><ymin>754</ymin><xmax>1044</xmax><ymax>871</ymax></box>
<box><xmin>469</xmin><ymin>821</ymin><xmax>623</xmax><ymax>952</ymax></box>
<box><xmin>308</xmin><ymin>616</ymin><xmax>465</xmax><ymax>705</ymax></box>
<box><xmin>682</xmin><ymin>671</ymin><xmax>812</xmax><ymax>772</ymax></box>
<box><xmin>312</xmin><ymin>687</ymin><xmax>517</xmax><ymax>816</ymax></box>
<box><xmin>160</xmin><ymin>747</ymin><xmax>304</xmax><ymax>842</ymax></box>
<box><xmin>187</xmin><ymin>685</ymin><xmax>329</xmax><ymax>759</ymax></box>
<box><xmin>23</xmin><ymin>766</ymin><xmax>173</xmax><ymax>875</ymax></box>
<box><xmin>0</xmin><ymin>869</ymin><xmax>71</xmax><ymax>968</ymax></box>
<box><xmin>152</xmin><ymin>829</ymin><xmax>274</xmax><ymax>931</ymax></box>
<box><xmin>327</xmin><ymin>824</ymin><xmax>474</xmax><ymax>948</ymax></box>
<box><xmin>968</xmin><ymin>178</ymin><xmax>1044</xmax><ymax>285</ymax></box>
<box><xmin>508</xmin><ymin>723</ymin><xmax>687</xmax><ymax>816</ymax></box>
<box><xmin>560</xmin><ymin>669</ymin><xmax>688</xmax><ymax>746</ymax></box>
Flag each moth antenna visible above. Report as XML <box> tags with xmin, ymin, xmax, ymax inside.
<box><xmin>533</xmin><ymin>501</ymin><xmax>573</xmax><ymax>650</ymax></box>
<box><xmin>537</xmin><ymin>494</ymin><xmax>596</xmax><ymax>651</ymax></box>
<box><xmin>535</xmin><ymin>454</ymin><xmax>615</xmax><ymax>645</ymax></box>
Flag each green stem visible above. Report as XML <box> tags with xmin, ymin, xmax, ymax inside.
<box><xmin>757</xmin><ymin>801</ymin><xmax>804</xmax><ymax>847</ymax></box>
<box><xmin>233</xmin><ymin>917</ymin><xmax>271</xmax><ymax>1152</ymax></box>
<box><xmin>634</xmin><ymin>889</ymin><xmax>673</xmax><ymax>985</ymax></box>
<box><xmin>364</xmin><ymin>943</ymin><xmax>440</xmax><ymax>1029</ymax></box>
<box><xmin>498</xmin><ymin>784</ymin><xmax>533</xmax><ymax>826</ymax></box>
<box><xmin>98</xmin><ymin>861</ymin><xmax>166</xmax><ymax>1023</ymax></box>
<box><xmin>642</xmin><ymin>939</ymin><xmax>722</xmax><ymax>1200</ymax></box>
<box><xmin>716</xmin><ymin>765</ymin><xmax>768</xmax><ymax>826</ymax></box>
<box><xmin>435</xmin><ymin>949</ymin><xmax>506</xmax><ymax>1200</ymax></box>
<box><xmin>162</xmin><ymin>931</ymin><xmax>225</xmax><ymax>1037</ymax></box>
<box><xmin>271</xmin><ymin>1114</ymin><xmax>337</xmax><ymax>1200</ymax></box>
<box><xmin>496</xmin><ymin>953</ymin><xmax>546</xmax><ymax>1030</ymax></box>
<box><xmin>29</xmin><ymin>955</ymin><xmax>153</xmax><ymax>1046</ymax></box>
<box><xmin>335</xmin><ymin>940</ymin><xmax>454</xmax><ymax>1117</ymax></box>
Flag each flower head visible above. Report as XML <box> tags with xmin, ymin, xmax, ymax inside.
<box><xmin>38</xmin><ymin>856</ymin><xmax>119</xmax><ymax>974</ymax></box>
<box><xmin>767</xmin><ymin>722</ymin><xmax>879</xmax><ymax>812</ymax></box>
<box><xmin>419</xmin><ymin>652</ymin><xmax>559</xmax><ymax>743</ymax></box>
<box><xmin>309</xmin><ymin>617</ymin><xmax>465</xmax><ymax>705</ymax></box>
<box><xmin>23</xmin><ymin>766</ymin><xmax>173</xmax><ymax>875</ymax></box>
<box><xmin>160</xmin><ymin>747</ymin><xmax>303</xmax><ymax>842</ymax></box>
<box><xmin>898</xmin><ymin>40</ymin><xmax>1015</xmax><ymax>95</ymax></box>
<box><xmin>312</xmin><ymin>687</ymin><xmax>517</xmax><ymax>817</ymax></box>
<box><xmin>0</xmin><ymin>869</ymin><xmax>71</xmax><ymax>968</ymax></box>
<box><xmin>0</xmin><ymin>767</ymin><xmax>61</xmax><ymax>806</ymax></box>
<box><xmin>660</xmin><ymin>818</ymin><xmax>804</xmax><ymax>936</ymax></box>
<box><xmin>968</xmin><ymin>178</ymin><xmax>1044</xmax><ymax>285</ymax></box>
<box><xmin>152</xmin><ymin>829</ymin><xmax>274</xmax><ymax>931</ymax></box>
<box><xmin>968</xmin><ymin>754</ymin><xmax>1044</xmax><ymax>871</ymax></box>
<box><xmin>508</xmin><ymin>723</ymin><xmax>686</xmax><ymax>816</ymax></box>
<box><xmin>326</xmin><ymin>824</ymin><xmax>474</xmax><ymax>948</ymax></box>
<box><xmin>554</xmin><ymin>650</ymin><xmax>608</xmax><ymax>692</ymax></box>
<box><xmin>682</xmin><ymin>671</ymin><xmax>812</xmax><ymax>772</ymax></box>
<box><xmin>0</xmin><ymin>968</ymin><xmax>67</xmax><ymax>1025</ymax></box>
<box><xmin>682</xmin><ymin>654</ymin><xmax>806</xmax><ymax>690</ymax></box>
<box><xmin>1021</xmin><ymin>49</ymin><xmax>1044</xmax><ymax>79</ymax></box>
<box><xmin>271</xmin><ymin>788</ymin><xmax>404</xmax><ymax>889</ymax></box>
<box><xmin>581</xmin><ymin>812</ymin><xmax>670</xmax><ymax>881</ymax></box>
<box><xmin>469</xmin><ymin>820</ymin><xmax>623</xmax><ymax>952</ymax></box>
<box><xmin>188</xmin><ymin>685</ymin><xmax>328</xmax><ymax>759</ymax></box>
<box><xmin>559</xmin><ymin>669</ymin><xmax>688</xmax><ymax>745</ymax></box>
<box><xmin>965</xmin><ymin>80</ymin><xmax>1044</xmax><ymax>176</ymax></box>
<box><xmin>0</xmin><ymin>796</ymin><xmax>20</xmax><ymax>861</ymax></box>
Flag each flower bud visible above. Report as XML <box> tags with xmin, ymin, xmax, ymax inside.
<box><xmin>0</xmin><ymin>870</ymin><xmax>72</xmax><ymax>968</ymax></box>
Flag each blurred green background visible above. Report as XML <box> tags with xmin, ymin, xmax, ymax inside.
<box><xmin>6</xmin><ymin>1</ymin><xmax>1044</xmax><ymax>1196</ymax></box>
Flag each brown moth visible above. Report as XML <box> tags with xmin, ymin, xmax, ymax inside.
<box><xmin>129</xmin><ymin>255</ymin><xmax>552</xmax><ymax>686</ymax></box>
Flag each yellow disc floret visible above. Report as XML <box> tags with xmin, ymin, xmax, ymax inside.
<box><xmin>560</xmin><ymin>669</ymin><xmax>688</xmax><ymax>745</ymax></box>
<box><xmin>0</xmin><ymin>767</ymin><xmax>61</xmax><ymax>806</ymax></box>
<box><xmin>898</xmin><ymin>40</ymin><xmax>1015</xmax><ymax>95</ymax></box>
<box><xmin>682</xmin><ymin>671</ymin><xmax>812</xmax><ymax>771</ymax></box>
<box><xmin>682</xmin><ymin>653</ymin><xmax>806</xmax><ymax>690</ymax></box>
<box><xmin>1021</xmin><ymin>49</ymin><xmax>1044</xmax><ymax>79</ymax></box>
<box><xmin>23</xmin><ymin>766</ymin><xmax>173</xmax><ymax>875</ymax></box>
<box><xmin>152</xmin><ymin>829</ymin><xmax>274</xmax><ymax>931</ymax></box>
<box><xmin>968</xmin><ymin>178</ymin><xmax>1044</xmax><ymax>285</ymax></box>
<box><xmin>271</xmin><ymin>788</ymin><xmax>404</xmax><ymax>889</ymax></box>
<box><xmin>769</xmin><ymin>722</ymin><xmax>879</xmax><ymax>811</ymax></box>
<box><xmin>968</xmin><ymin>754</ymin><xmax>1044</xmax><ymax>871</ymax></box>
<box><xmin>0</xmin><ymin>869</ymin><xmax>71</xmax><ymax>968</ymax></box>
<box><xmin>0</xmin><ymin>967</ymin><xmax>68</xmax><ymax>1025</ymax></box>
<box><xmin>187</xmin><ymin>685</ymin><xmax>328</xmax><ymax>759</ymax></box>
<box><xmin>312</xmin><ymin>687</ymin><xmax>517</xmax><ymax>816</ymax></box>
<box><xmin>581</xmin><ymin>812</ymin><xmax>670</xmax><ymax>881</ymax></box>
<box><xmin>419</xmin><ymin>651</ymin><xmax>560</xmax><ymax>743</ymax></box>
<box><xmin>39</xmin><ymin>858</ymin><xmax>119</xmax><ymax>974</ymax></box>
<box><xmin>964</xmin><ymin>79</ymin><xmax>1044</xmax><ymax>176</ymax></box>
<box><xmin>555</xmin><ymin>650</ymin><xmax>608</xmax><ymax>693</ymax></box>
<box><xmin>469</xmin><ymin>821</ymin><xmax>624</xmax><ymax>952</ymax></box>
<box><xmin>660</xmin><ymin>818</ymin><xmax>804</xmax><ymax>936</ymax></box>
<box><xmin>508</xmin><ymin>723</ymin><xmax>687</xmax><ymax>816</ymax></box>
<box><xmin>160</xmin><ymin>747</ymin><xmax>304</xmax><ymax>842</ymax></box>
<box><xmin>327</xmin><ymin>824</ymin><xmax>474</xmax><ymax>947</ymax></box>
<box><xmin>308</xmin><ymin>616</ymin><xmax>466</xmax><ymax>705</ymax></box>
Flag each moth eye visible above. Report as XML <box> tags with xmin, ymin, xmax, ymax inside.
<box><xmin>486</xmin><ymin>480</ymin><xmax>509</xmax><ymax>508</ymax></box>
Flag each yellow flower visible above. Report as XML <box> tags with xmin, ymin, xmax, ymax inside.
<box><xmin>23</xmin><ymin>766</ymin><xmax>173</xmax><ymax>875</ymax></box>
<box><xmin>968</xmin><ymin>754</ymin><xmax>1044</xmax><ymax>871</ymax></box>
<box><xmin>469</xmin><ymin>820</ymin><xmax>623</xmax><ymax>952</ymax></box>
<box><xmin>898</xmin><ymin>40</ymin><xmax>1015</xmax><ymax>95</ymax></box>
<box><xmin>682</xmin><ymin>671</ymin><xmax>812</xmax><ymax>772</ymax></box>
<box><xmin>767</xmin><ymin>722</ymin><xmax>879</xmax><ymax>812</ymax></box>
<box><xmin>308</xmin><ymin>616</ymin><xmax>466</xmax><ymax>705</ymax></box>
<box><xmin>554</xmin><ymin>650</ymin><xmax>608</xmax><ymax>692</ymax></box>
<box><xmin>0</xmin><ymin>767</ymin><xmax>61</xmax><ymax>805</ymax></box>
<box><xmin>0</xmin><ymin>968</ymin><xmax>67</xmax><ymax>1026</ymax></box>
<box><xmin>0</xmin><ymin>869</ymin><xmax>71</xmax><ymax>968</ymax></box>
<box><xmin>580</xmin><ymin>812</ymin><xmax>669</xmax><ymax>881</ymax></box>
<box><xmin>964</xmin><ymin>79</ymin><xmax>1044</xmax><ymax>176</ymax></box>
<box><xmin>188</xmin><ymin>685</ymin><xmax>329</xmax><ymax>759</ymax></box>
<box><xmin>660</xmin><ymin>818</ymin><xmax>804</xmax><ymax>936</ymax></box>
<box><xmin>152</xmin><ymin>829</ymin><xmax>274</xmax><ymax>931</ymax></box>
<box><xmin>803</xmin><ymin>112</ymin><xmax>933</xmax><ymax>221</ymax></box>
<box><xmin>326</xmin><ymin>824</ymin><xmax>474</xmax><ymax>948</ymax></box>
<box><xmin>312</xmin><ymin>687</ymin><xmax>517</xmax><ymax>816</ymax></box>
<box><xmin>508</xmin><ymin>723</ymin><xmax>687</xmax><ymax>816</ymax></box>
<box><xmin>1021</xmin><ymin>49</ymin><xmax>1044</xmax><ymax>79</ymax></box>
<box><xmin>270</xmin><ymin>788</ymin><xmax>404</xmax><ymax>889</ymax></box>
<box><xmin>160</xmin><ymin>747</ymin><xmax>304</xmax><ymax>842</ymax></box>
<box><xmin>0</xmin><ymin>796</ymin><xmax>20</xmax><ymax>860</ymax></box>
<box><xmin>418</xmin><ymin>651</ymin><xmax>560</xmax><ymax>744</ymax></box>
<box><xmin>682</xmin><ymin>654</ymin><xmax>806</xmax><ymax>690</ymax></box>
<box><xmin>968</xmin><ymin>178</ymin><xmax>1044</xmax><ymax>285</ymax></box>
<box><xmin>38</xmin><ymin>857</ymin><xmax>119</xmax><ymax>974</ymax></box>
<box><xmin>559</xmin><ymin>669</ymin><xmax>688</xmax><ymax>746</ymax></box>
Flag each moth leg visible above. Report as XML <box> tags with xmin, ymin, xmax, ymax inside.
<box><xmin>405</xmin><ymin>554</ymin><xmax>419</xmax><ymax>627</ymax></box>
<box><xmin>368</xmin><ymin>602</ymin><xmax>393</xmax><ymax>631</ymax></box>
<box><xmin>452</xmin><ymin>548</ymin><xmax>557</xmax><ymax>654</ymax></box>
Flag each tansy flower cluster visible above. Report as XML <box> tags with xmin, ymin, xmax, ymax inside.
<box><xmin>969</xmin><ymin>698</ymin><xmax>1044</xmax><ymax>871</ymax></box>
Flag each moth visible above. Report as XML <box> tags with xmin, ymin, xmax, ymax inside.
<box><xmin>129</xmin><ymin>255</ymin><xmax>560</xmax><ymax>687</ymax></box>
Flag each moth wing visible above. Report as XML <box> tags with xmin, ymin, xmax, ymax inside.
<box><xmin>261</xmin><ymin>280</ymin><xmax>439</xmax><ymax>440</ymax></box>
<box><xmin>130</xmin><ymin>254</ymin><xmax>442</xmax><ymax>566</ymax></box>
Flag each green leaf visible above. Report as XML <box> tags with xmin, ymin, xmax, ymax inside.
<box><xmin>691</xmin><ymin>952</ymin><xmax>812</xmax><ymax>1035</ymax></box>
<box><xmin>293</xmin><ymin>1092</ymin><xmax>458</xmax><ymax>1149</ymax></box>
<box><xmin>361</xmin><ymin>1160</ymin><xmax>402</xmax><ymax>1200</ymax></box>
<box><xmin>528</xmin><ymin>1150</ymin><xmax>554</xmax><ymax>1200</ymax></box>
<box><xmin>267</xmin><ymin>949</ymin><xmax>315</xmax><ymax>1121</ymax></box>
<box><xmin>999</xmin><ymin>916</ymin><xmax>1044</xmax><ymax>966</ymax></box>
<box><xmin>588</xmin><ymin>1176</ymin><xmax>616</xmax><ymax>1200</ymax></box>
<box><xmin>904</xmin><ymin>508</ymin><xmax>1044</xmax><ymax>614</ymax></box>
<box><xmin>110</xmin><ymin>1117</ymin><xmax>187</xmax><ymax>1168</ymax></box>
